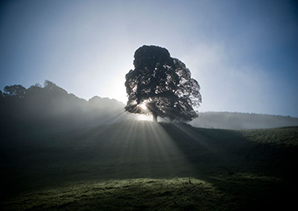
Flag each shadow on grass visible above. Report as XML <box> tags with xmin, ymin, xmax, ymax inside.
<box><xmin>160</xmin><ymin>123</ymin><xmax>257</xmax><ymax>176</ymax></box>
<box><xmin>159</xmin><ymin>123</ymin><xmax>298</xmax><ymax>209</ymax></box>
<box><xmin>160</xmin><ymin>123</ymin><xmax>298</xmax><ymax>179</ymax></box>
<box><xmin>1</xmin><ymin>122</ymin><xmax>297</xmax><ymax>210</ymax></box>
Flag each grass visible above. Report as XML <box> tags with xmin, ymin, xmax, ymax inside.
<box><xmin>1</xmin><ymin>178</ymin><xmax>235</xmax><ymax>211</ymax></box>
<box><xmin>241</xmin><ymin>127</ymin><xmax>298</xmax><ymax>146</ymax></box>
<box><xmin>1</xmin><ymin>122</ymin><xmax>297</xmax><ymax>210</ymax></box>
<box><xmin>1</xmin><ymin>174</ymin><xmax>293</xmax><ymax>211</ymax></box>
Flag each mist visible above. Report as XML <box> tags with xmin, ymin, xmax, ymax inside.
<box><xmin>1</xmin><ymin>0</ymin><xmax>297</xmax><ymax>117</ymax></box>
<box><xmin>191</xmin><ymin>112</ymin><xmax>298</xmax><ymax>130</ymax></box>
<box><xmin>0</xmin><ymin>81</ymin><xmax>131</xmax><ymax>132</ymax></box>
<box><xmin>1</xmin><ymin>81</ymin><xmax>297</xmax><ymax>131</ymax></box>
<box><xmin>1</xmin><ymin>1</ymin><xmax>298</xmax><ymax>209</ymax></box>
<box><xmin>1</xmin><ymin>80</ymin><xmax>298</xmax><ymax>210</ymax></box>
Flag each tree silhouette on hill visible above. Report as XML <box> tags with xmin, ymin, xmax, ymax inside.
<box><xmin>0</xmin><ymin>81</ymin><xmax>128</xmax><ymax>129</ymax></box>
<box><xmin>125</xmin><ymin>45</ymin><xmax>202</xmax><ymax>122</ymax></box>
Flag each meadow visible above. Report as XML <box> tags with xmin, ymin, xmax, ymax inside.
<box><xmin>1</xmin><ymin>121</ymin><xmax>297</xmax><ymax>210</ymax></box>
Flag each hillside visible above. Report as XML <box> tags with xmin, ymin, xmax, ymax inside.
<box><xmin>1</xmin><ymin>81</ymin><xmax>298</xmax><ymax>209</ymax></box>
<box><xmin>0</xmin><ymin>81</ymin><xmax>131</xmax><ymax>130</ymax></box>
<box><xmin>191</xmin><ymin>111</ymin><xmax>298</xmax><ymax>129</ymax></box>
<box><xmin>1</xmin><ymin>121</ymin><xmax>297</xmax><ymax>210</ymax></box>
<box><xmin>1</xmin><ymin>81</ymin><xmax>298</xmax><ymax>130</ymax></box>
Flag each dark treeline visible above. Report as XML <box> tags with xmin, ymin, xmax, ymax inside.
<box><xmin>1</xmin><ymin>81</ymin><xmax>298</xmax><ymax>131</ymax></box>
<box><xmin>0</xmin><ymin>81</ymin><xmax>129</xmax><ymax>131</ymax></box>
<box><xmin>192</xmin><ymin>111</ymin><xmax>298</xmax><ymax>129</ymax></box>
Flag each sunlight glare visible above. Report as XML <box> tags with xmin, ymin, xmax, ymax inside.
<box><xmin>137</xmin><ymin>114</ymin><xmax>152</xmax><ymax>121</ymax></box>
<box><xmin>113</xmin><ymin>119</ymin><xmax>195</xmax><ymax>177</ymax></box>
<box><xmin>139</xmin><ymin>102</ymin><xmax>148</xmax><ymax>111</ymax></box>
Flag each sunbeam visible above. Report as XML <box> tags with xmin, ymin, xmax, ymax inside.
<box><xmin>1</xmin><ymin>1</ymin><xmax>298</xmax><ymax>209</ymax></box>
<box><xmin>136</xmin><ymin>115</ymin><xmax>152</xmax><ymax>121</ymax></box>
<box><xmin>139</xmin><ymin>102</ymin><xmax>148</xmax><ymax>111</ymax></box>
<box><xmin>87</xmin><ymin>119</ymin><xmax>197</xmax><ymax>178</ymax></box>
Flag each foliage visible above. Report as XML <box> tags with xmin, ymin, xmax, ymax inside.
<box><xmin>3</xmin><ymin>84</ymin><xmax>26</xmax><ymax>100</ymax></box>
<box><xmin>1</xmin><ymin>81</ymin><xmax>297</xmax><ymax>129</ymax></box>
<box><xmin>0</xmin><ymin>81</ymin><xmax>128</xmax><ymax>129</ymax></box>
<box><xmin>125</xmin><ymin>45</ymin><xmax>202</xmax><ymax>122</ymax></box>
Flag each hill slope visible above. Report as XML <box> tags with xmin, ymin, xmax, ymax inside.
<box><xmin>0</xmin><ymin>81</ymin><xmax>131</xmax><ymax>129</ymax></box>
<box><xmin>191</xmin><ymin>111</ymin><xmax>298</xmax><ymax>129</ymax></box>
<box><xmin>2</xmin><ymin>81</ymin><xmax>298</xmax><ymax>130</ymax></box>
<box><xmin>1</xmin><ymin>81</ymin><xmax>298</xmax><ymax>209</ymax></box>
<box><xmin>1</xmin><ymin>121</ymin><xmax>297</xmax><ymax>210</ymax></box>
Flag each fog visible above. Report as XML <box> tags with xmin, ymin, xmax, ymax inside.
<box><xmin>1</xmin><ymin>81</ymin><xmax>298</xmax><ymax>131</ymax></box>
<box><xmin>191</xmin><ymin>112</ymin><xmax>298</xmax><ymax>130</ymax></box>
<box><xmin>1</xmin><ymin>81</ymin><xmax>297</xmax><ymax>210</ymax></box>
<box><xmin>1</xmin><ymin>1</ymin><xmax>297</xmax><ymax>117</ymax></box>
<box><xmin>0</xmin><ymin>81</ymin><xmax>131</xmax><ymax>131</ymax></box>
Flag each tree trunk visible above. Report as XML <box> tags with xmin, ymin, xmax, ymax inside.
<box><xmin>152</xmin><ymin>112</ymin><xmax>158</xmax><ymax>122</ymax></box>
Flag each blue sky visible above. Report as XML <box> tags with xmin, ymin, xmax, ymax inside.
<box><xmin>0</xmin><ymin>0</ymin><xmax>297</xmax><ymax>117</ymax></box>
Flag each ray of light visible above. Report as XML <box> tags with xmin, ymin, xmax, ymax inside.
<box><xmin>99</xmin><ymin>119</ymin><xmax>197</xmax><ymax>178</ymax></box>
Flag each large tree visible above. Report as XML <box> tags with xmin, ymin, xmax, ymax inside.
<box><xmin>125</xmin><ymin>45</ymin><xmax>202</xmax><ymax>122</ymax></box>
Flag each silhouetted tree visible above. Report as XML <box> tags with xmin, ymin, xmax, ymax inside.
<box><xmin>125</xmin><ymin>45</ymin><xmax>202</xmax><ymax>122</ymax></box>
<box><xmin>3</xmin><ymin>85</ymin><xmax>26</xmax><ymax>98</ymax></box>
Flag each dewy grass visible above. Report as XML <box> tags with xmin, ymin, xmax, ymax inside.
<box><xmin>1</xmin><ymin>178</ymin><xmax>235</xmax><ymax>211</ymax></box>
<box><xmin>240</xmin><ymin>127</ymin><xmax>298</xmax><ymax>146</ymax></box>
<box><xmin>1</xmin><ymin>123</ymin><xmax>297</xmax><ymax>210</ymax></box>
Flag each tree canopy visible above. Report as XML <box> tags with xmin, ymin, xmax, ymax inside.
<box><xmin>0</xmin><ymin>81</ymin><xmax>128</xmax><ymax>129</ymax></box>
<box><xmin>125</xmin><ymin>45</ymin><xmax>202</xmax><ymax>122</ymax></box>
<box><xmin>3</xmin><ymin>85</ymin><xmax>26</xmax><ymax>98</ymax></box>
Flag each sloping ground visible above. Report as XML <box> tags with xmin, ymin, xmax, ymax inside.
<box><xmin>1</xmin><ymin>178</ymin><xmax>236</xmax><ymax>210</ymax></box>
<box><xmin>1</xmin><ymin>122</ymin><xmax>297</xmax><ymax>210</ymax></box>
<box><xmin>2</xmin><ymin>82</ymin><xmax>298</xmax><ymax>130</ymax></box>
<box><xmin>192</xmin><ymin>112</ymin><xmax>298</xmax><ymax>129</ymax></box>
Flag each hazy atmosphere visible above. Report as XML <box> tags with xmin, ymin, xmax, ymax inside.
<box><xmin>1</xmin><ymin>1</ymin><xmax>298</xmax><ymax>210</ymax></box>
<box><xmin>1</xmin><ymin>0</ymin><xmax>297</xmax><ymax>117</ymax></box>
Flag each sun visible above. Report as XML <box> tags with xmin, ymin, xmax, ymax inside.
<box><xmin>139</xmin><ymin>102</ymin><xmax>148</xmax><ymax>111</ymax></box>
<box><xmin>137</xmin><ymin>101</ymin><xmax>152</xmax><ymax>121</ymax></box>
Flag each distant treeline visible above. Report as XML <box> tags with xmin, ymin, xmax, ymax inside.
<box><xmin>0</xmin><ymin>81</ymin><xmax>129</xmax><ymax>130</ymax></box>
<box><xmin>192</xmin><ymin>112</ymin><xmax>298</xmax><ymax>129</ymax></box>
<box><xmin>1</xmin><ymin>81</ymin><xmax>298</xmax><ymax>130</ymax></box>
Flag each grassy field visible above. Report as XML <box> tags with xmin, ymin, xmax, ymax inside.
<box><xmin>1</xmin><ymin>178</ymin><xmax>235</xmax><ymax>210</ymax></box>
<box><xmin>1</xmin><ymin>122</ymin><xmax>297</xmax><ymax>210</ymax></box>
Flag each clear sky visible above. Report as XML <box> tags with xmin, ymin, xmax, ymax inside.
<box><xmin>0</xmin><ymin>0</ymin><xmax>297</xmax><ymax>117</ymax></box>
